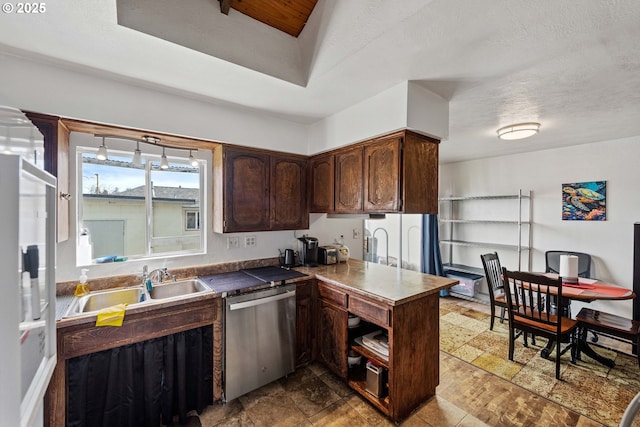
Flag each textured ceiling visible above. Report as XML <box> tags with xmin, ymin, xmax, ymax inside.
<box><xmin>1</xmin><ymin>0</ymin><xmax>639</xmax><ymax>163</ymax></box>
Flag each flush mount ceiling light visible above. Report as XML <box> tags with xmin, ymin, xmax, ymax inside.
<box><xmin>96</xmin><ymin>136</ymin><xmax>108</xmax><ymax>160</ymax></box>
<box><xmin>497</xmin><ymin>122</ymin><xmax>540</xmax><ymax>140</ymax></box>
<box><xmin>160</xmin><ymin>147</ymin><xmax>169</xmax><ymax>169</ymax></box>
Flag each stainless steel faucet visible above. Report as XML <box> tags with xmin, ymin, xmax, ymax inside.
<box><xmin>141</xmin><ymin>265</ymin><xmax>173</xmax><ymax>287</ymax></box>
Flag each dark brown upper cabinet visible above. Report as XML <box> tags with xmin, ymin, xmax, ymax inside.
<box><xmin>213</xmin><ymin>146</ymin><xmax>308</xmax><ymax>233</ymax></box>
<box><xmin>270</xmin><ymin>154</ymin><xmax>308</xmax><ymax>230</ymax></box>
<box><xmin>364</xmin><ymin>136</ymin><xmax>401</xmax><ymax>212</ymax></box>
<box><xmin>309</xmin><ymin>154</ymin><xmax>334</xmax><ymax>213</ymax></box>
<box><xmin>308</xmin><ymin>130</ymin><xmax>439</xmax><ymax>214</ymax></box>
<box><xmin>334</xmin><ymin>146</ymin><xmax>364</xmax><ymax>213</ymax></box>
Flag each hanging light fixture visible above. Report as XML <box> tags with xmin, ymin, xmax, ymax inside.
<box><xmin>188</xmin><ymin>150</ymin><xmax>198</xmax><ymax>167</ymax></box>
<box><xmin>97</xmin><ymin>136</ymin><xmax>108</xmax><ymax>160</ymax></box>
<box><xmin>497</xmin><ymin>122</ymin><xmax>541</xmax><ymax>140</ymax></box>
<box><xmin>132</xmin><ymin>141</ymin><xmax>142</xmax><ymax>166</ymax></box>
<box><xmin>160</xmin><ymin>146</ymin><xmax>169</xmax><ymax>169</ymax></box>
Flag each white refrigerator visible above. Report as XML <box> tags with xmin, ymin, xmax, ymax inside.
<box><xmin>363</xmin><ymin>214</ymin><xmax>424</xmax><ymax>272</ymax></box>
<box><xmin>0</xmin><ymin>108</ymin><xmax>57</xmax><ymax>427</ymax></box>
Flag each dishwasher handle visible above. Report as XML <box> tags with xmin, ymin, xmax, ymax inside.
<box><xmin>228</xmin><ymin>290</ymin><xmax>295</xmax><ymax>311</ymax></box>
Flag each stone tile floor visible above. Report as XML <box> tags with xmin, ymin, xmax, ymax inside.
<box><xmin>170</xmin><ymin>298</ymin><xmax>630</xmax><ymax>426</ymax></box>
<box><xmin>177</xmin><ymin>361</ymin><xmax>493</xmax><ymax>427</ymax></box>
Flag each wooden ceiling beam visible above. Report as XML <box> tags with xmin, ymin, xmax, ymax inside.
<box><xmin>219</xmin><ymin>0</ymin><xmax>230</xmax><ymax>15</ymax></box>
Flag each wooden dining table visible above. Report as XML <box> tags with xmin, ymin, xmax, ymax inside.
<box><xmin>519</xmin><ymin>273</ymin><xmax>635</xmax><ymax>367</ymax></box>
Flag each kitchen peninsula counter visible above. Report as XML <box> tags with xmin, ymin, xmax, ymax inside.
<box><xmin>297</xmin><ymin>259</ymin><xmax>457</xmax><ymax>422</ymax></box>
<box><xmin>296</xmin><ymin>258</ymin><xmax>456</xmax><ymax>305</ymax></box>
<box><xmin>47</xmin><ymin>260</ymin><xmax>456</xmax><ymax>426</ymax></box>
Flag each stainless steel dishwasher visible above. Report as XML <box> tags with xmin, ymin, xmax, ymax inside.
<box><xmin>224</xmin><ymin>283</ymin><xmax>296</xmax><ymax>401</ymax></box>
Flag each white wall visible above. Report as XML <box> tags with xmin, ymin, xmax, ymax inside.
<box><xmin>439</xmin><ymin>135</ymin><xmax>640</xmax><ymax>318</ymax></box>
<box><xmin>0</xmin><ymin>55</ymin><xmax>314</xmax><ymax>282</ymax></box>
<box><xmin>306</xmin><ymin>214</ymin><xmax>364</xmax><ymax>261</ymax></box>
<box><xmin>0</xmin><ymin>54</ymin><xmax>309</xmax><ymax>155</ymax></box>
<box><xmin>307</xmin><ymin>80</ymin><xmax>449</xmax><ymax>155</ymax></box>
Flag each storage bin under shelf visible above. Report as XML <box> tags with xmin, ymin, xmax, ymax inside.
<box><xmin>347</xmin><ymin>364</ymin><xmax>390</xmax><ymax>415</ymax></box>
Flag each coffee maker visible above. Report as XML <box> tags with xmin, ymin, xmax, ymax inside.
<box><xmin>297</xmin><ymin>236</ymin><xmax>319</xmax><ymax>267</ymax></box>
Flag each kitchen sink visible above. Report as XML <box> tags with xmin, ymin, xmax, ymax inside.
<box><xmin>62</xmin><ymin>278</ymin><xmax>212</xmax><ymax>318</ymax></box>
<box><xmin>149</xmin><ymin>278</ymin><xmax>211</xmax><ymax>300</ymax></box>
<box><xmin>64</xmin><ymin>287</ymin><xmax>146</xmax><ymax>317</ymax></box>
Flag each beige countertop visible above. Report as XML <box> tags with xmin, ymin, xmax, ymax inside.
<box><xmin>56</xmin><ymin>259</ymin><xmax>457</xmax><ymax>325</ymax></box>
<box><xmin>296</xmin><ymin>259</ymin><xmax>457</xmax><ymax>306</ymax></box>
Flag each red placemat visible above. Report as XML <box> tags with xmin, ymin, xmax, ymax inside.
<box><xmin>588</xmin><ymin>283</ymin><xmax>632</xmax><ymax>297</ymax></box>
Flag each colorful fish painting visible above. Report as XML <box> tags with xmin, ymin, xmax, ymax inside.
<box><xmin>562</xmin><ymin>181</ymin><xmax>606</xmax><ymax>221</ymax></box>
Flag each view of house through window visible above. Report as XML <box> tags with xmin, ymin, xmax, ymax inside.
<box><xmin>77</xmin><ymin>147</ymin><xmax>204</xmax><ymax>265</ymax></box>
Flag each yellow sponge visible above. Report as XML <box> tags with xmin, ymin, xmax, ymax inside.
<box><xmin>95</xmin><ymin>303</ymin><xmax>127</xmax><ymax>327</ymax></box>
<box><xmin>74</xmin><ymin>283</ymin><xmax>90</xmax><ymax>296</ymax></box>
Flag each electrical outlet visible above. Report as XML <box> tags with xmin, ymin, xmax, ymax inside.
<box><xmin>245</xmin><ymin>235</ymin><xmax>256</xmax><ymax>247</ymax></box>
<box><xmin>226</xmin><ymin>237</ymin><xmax>240</xmax><ymax>249</ymax></box>
<box><xmin>353</xmin><ymin>228</ymin><xmax>361</xmax><ymax>239</ymax></box>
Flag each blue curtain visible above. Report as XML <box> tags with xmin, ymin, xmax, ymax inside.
<box><xmin>421</xmin><ymin>214</ymin><xmax>447</xmax><ymax>294</ymax></box>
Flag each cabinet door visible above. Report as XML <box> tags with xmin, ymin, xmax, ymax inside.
<box><xmin>295</xmin><ymin>281</ymin><xmax>313</xmax><ymax>366</ymax></box>
<box><xmin>309</xmin><ymin>154</ymin><xmax>334</xmax><ymax>213</ymax></box>
<box><xmin>223</xmin><ymin>148</ymin><xmax>270</xmax><ymax>232</ymax></box>
<box><xmin>364</xmin><ymin>137</ymin><xmax>401</xmax><ymax>212</ymax></box>
<box><xmin>334</xmin><ymin>146</ymin><xmax>364</xmax><ymax>213</ymax></box>
<box><xmin>25</xmin><ymin>112</ymin><xmax>70</xmax><ymax>242</ymax></box>
<box><xmin>403</xmin><ymin>131</ymin><xmax>439</xmax><ymax>213</ymax></box>
<box><xmin>318</xmin><ymin>299</ymin><xmax>348</xmax><ymax>378</ymax></box>
<box><xmin>270</xmin><ymin>155</ymin><xmax>308</xmax><ymax>230</ymax></box>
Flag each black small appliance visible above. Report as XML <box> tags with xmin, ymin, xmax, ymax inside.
<box><xmin>297</xmin><ymin>236</ymin><xmax>319</xmax><ymax>267</ymax></box>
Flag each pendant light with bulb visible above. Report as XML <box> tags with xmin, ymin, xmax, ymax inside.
<box><xmin>97</xmin><ymin>136</ymin><xmax>108</xmax><ymax>160</ymax></box>
<box><xmin>160</xmin><ymin>146</ymin><xmax>169</xmax><ymax>170</ymax></box>
<box><xmin>188</xmin><ymin>150</ymin><xmax>198</xmax><ymax>167</ymax></box>
<box><xmin>132</xmin><ymin>141</ymin><xmax>142</xmax><ymax>166</ymax></box>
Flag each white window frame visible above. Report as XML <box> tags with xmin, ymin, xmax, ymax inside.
<box><xmin>184</xmin><ymin>209</ymin><xmax>200</xmax><ymax>231</ymax></box>
<box><xmin>76</xmin><ymin>144</ymin><xmax>206</xmax><ymax>264</ymax></box>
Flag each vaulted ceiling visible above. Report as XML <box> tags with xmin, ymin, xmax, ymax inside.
<box><xmin>219</xmin><ymin>0</ymin><xmax>318</xmax><ymax>37</ymax></box>
<box><xmin>1</xmin><ymin>0</ymin><xmax>639</xmax><ymax>163</ymax></box>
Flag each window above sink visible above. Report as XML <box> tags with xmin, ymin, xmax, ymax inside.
<box><xmin>75</xmin><ymin>135</ymin><xmax>207</xmax><ymax>266</ymax></box>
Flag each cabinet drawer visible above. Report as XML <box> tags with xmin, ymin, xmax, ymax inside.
<box><xmin>317</xmin><ymin>282</ymin><xmax>347</xmax><ymax>307</ymax></box>
<box><xmin>349</xmin><ymin>295</ymin><xmax>390</xmax><ymax>326</ymax></box>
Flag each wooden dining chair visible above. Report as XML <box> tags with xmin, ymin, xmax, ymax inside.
<box><xmin>546</xmin><ymin>250</ymin><xmax>602</xmax><ymax>343</ymax></box>
<box><xmin>480</xmin><ymin>252</ymin><xmax>508</xmax><ymax>330</ymax></box>
<box><xmin>502</xmin><ymin>268</ymin><xmax>579</xmax><ymax>380</ymax></box>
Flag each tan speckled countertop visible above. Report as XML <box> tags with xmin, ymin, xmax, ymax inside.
<box><xmin>296</xmin><ymin>259</ymin><xmax>457</xmax><ymax>306</ymax></box>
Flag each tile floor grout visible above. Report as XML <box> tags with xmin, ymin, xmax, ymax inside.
<box><xmin>178</xmin><ymin>297</ymin><xmax>618</xmax><ymax>427</ymax></box>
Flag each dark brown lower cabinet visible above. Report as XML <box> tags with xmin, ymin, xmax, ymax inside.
<box><xmin>314</xmin><ymin>280</ymin><xmax>440</xmax><ymax>422</ymax></box>
<box><xmin>295</xmin><ymin>280</ymin><xmax>313</xmax><ymax>366</ymax></box>
<box><xmin>44</xmin><ymin>296</ymin><xmax>218</xmax><ymax>427</ymax></box>
<box><xmin>317</xmin><ymin>298</ymin><xmax>348</xmax><ymax>379</ymax></box>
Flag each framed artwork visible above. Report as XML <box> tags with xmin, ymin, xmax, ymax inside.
<box><xmin>562</xmin><ymin>181</ymin><xmax>606</xmax><ymax>221</ymax></box>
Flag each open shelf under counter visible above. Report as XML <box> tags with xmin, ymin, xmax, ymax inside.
<box><xmin>350</xmin><ymin>341</ymin><xmax>389</xmax><ymax>369</ymax></box>
<box><xmin>312</xmin><ymin>265</ymin><xmax>448</xmax><ymax>422</ymax></box>
<box><xmin>347</xmin><ymin>365</ymin><xmax>390</xmax><ymax>415</ymax></box>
